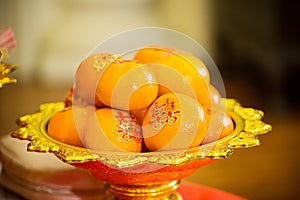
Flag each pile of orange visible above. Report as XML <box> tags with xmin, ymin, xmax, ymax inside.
<box><xmin>47</xmin><ymin>46</ymin><xmax>234</xmax><ymax>153</ymax></box>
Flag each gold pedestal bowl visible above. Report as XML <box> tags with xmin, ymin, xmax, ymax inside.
<box><xmin>11</xmin><ymin>99</ymin><xmax>271</xmax><ymax>199</ymax></box>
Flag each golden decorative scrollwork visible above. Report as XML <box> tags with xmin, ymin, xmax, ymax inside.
<box><xmin>0</xmin><ymin>48</ymin><xmax>18</xmax><ymax>88</ymax></box>
<box><xmin>226</xmin><ymin>99</ymin><xmax>272</xmax><ymax>148</ymax></box>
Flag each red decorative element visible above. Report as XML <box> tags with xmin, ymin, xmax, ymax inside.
<box><xmin>0</xmin><ymin>28</ymin><xmax>16</xmax><ymax>50</ymax></box>
<box><xmin>93</xmin><ymin>53</ymin><xmax>121</xmax><ymax>72</ymax></box>
<box><xmin>115</xmin><ymin>111</ymin><xmax>142</xmax><ymax>143</ymax></box>
<box><xmin>150</xmin><ymin>98</ymin><xmax>181</xmax><ymax>130</ymax></box>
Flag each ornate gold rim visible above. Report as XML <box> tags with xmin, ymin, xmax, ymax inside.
<box><xmin>11</xmin><ymin>99</ymin><xmax>272</xmax><ymax>167</ymax></box>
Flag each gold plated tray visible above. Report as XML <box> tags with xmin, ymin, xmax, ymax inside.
<box><xmin>11</xmin><ymin>98</ymin><xmax>271</xmax><ymax>199</ymax></box>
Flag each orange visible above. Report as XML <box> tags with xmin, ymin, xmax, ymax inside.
<box><xmin>219</xmin><ymin>113</ymin><xmax>234</xmax><ymax>139</ymax></box>
<box><xmin>133</xmin><ymin>45</ymin><xmax>184</xmax><ymax>63</ymax></box>
<box><xmin>202</xmin><ymin>84</ymin><xmax>223</xmax><ymax>112</ymax></box>
<box><xmin>74</xmin><ymin>53</ymin><xmax>121</xmax><ymax>107</ymax></box>
<box><xmin>47</xmin><ymin>106</ymin><xmax>94</xmax><ymax>147</ymax></box>
<box><xmin>84</xmin><ymin>108</ymin><xmax>142</xmax><ymax>152</ymax></box>
<box><xmin>133</xmin><ymin>46</ymin><xmax>210</xmax><ymax>106</ymax></box>
<box><xmin>202</xmin><ymin>110</ymin><xmax>233</xmax><ymax>144</ymax></box>
<box><xmin>130</xmin><ymin>108</ymin><xmax>148</xmax><ymax>126</ymax></box>
<box><xmin>142</xmin><ymin>93</ymin><xmax>209</xmax><ymax>151</ymax></box>
<box><xmin>96</xmin><ymin>59</ymin><xmax>158</xmax><ymax>111</ymax></box>
<box><xmin>197</xmin><ymin>84</ymin><xmax>227</xmax><ymax>144</ymax></box>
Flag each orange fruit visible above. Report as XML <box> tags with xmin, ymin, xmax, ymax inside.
<box><xmin>130</xmin><ymin>108</ymin><xmax>148</xmax><ymax>126</ymax></box>
<box><xmin>198</xmin><ymin>84</ymin><xmax>227</xmax><ymax>144</ymax></box>
<box><xmin>74</xmin><ymin>53</ymin><xmax>121</xmax><ymax>107</ymax></box>
<box><xmin>133</xmin><ymin>45</ymin><xmax>184</xmax><ymax>63</ymax></box>
<box><xmin>202</xmin><ymin>110</ymin><xmax>233</xmax><ymax>144</ymax></box>
<box><xmin>202</xmin><ymin>84</ymin><xmax>223</xmax><ymax>112</ymax></box>
<box><xmin>96</xmin><ymin>59</ymin><xmax>158</xmax><ymax>111</ymax></box>
<box><xmin>84</xmin><ymin>108</ymin><xmax>142</xmax><ymax>152</ymax></box>
<box><xmin>133</xmin><ymin>46</ymin><xmax>210</xmax><ymax>106</ymax></box>
<box><xmin>219</xmin><ymin>113</ymin><xmax>234</xmax><ymax>139</ymax></box>
<box><xmin>47</xmin><ymin>106</ymin><xmax>94</xmax><ymax>147</ymax></box>
<box><xmin>142</xmin><ymin>93</ymin><xmax>209</xmax><ymax>151</ymax></box>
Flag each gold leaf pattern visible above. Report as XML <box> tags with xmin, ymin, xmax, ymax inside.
<box><xmin>226</xmin><ymin>100</ymin><xmax>272</xmax><ymax>148</ymax></box>
<box><xmin>206</xmin><ymin>143</ymin><xmax>233</xmax><ymax>159</ymax></box>
<box><xmin>229</xmin><ymin>132</ymin><xmax>261</xmax><ymax>148</ymax></box>
<box><xmin>234</xmin><ymin>105</ymin><xmax>264</xmax><ymax>120</ymax></box>
<box><xmin>244</xmin><ymin>120</ymin><xmax>272</xmax><ymax>135</ymax></box>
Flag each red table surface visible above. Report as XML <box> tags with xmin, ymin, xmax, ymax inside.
<box><xmin>177</xmin><ymin>181</ymin><xmax>246</xmax><ymax>200</ymax></box>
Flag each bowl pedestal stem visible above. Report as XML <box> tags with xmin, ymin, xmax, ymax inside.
<box><xmin>105</xmin><ymin>180</ymin><xmax>182</xmax><ymax>199</ymax></box>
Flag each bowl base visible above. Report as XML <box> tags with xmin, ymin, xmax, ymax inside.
<box><xmin>106</xmin><ymin>180</ymin><xmax>182</xmax><ymax>199</ymax></box>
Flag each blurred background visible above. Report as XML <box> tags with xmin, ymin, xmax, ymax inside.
<box><xmin>0</xmin><ymin>0</ymin><xmax>299</xmax><ymax>199</ymax></box>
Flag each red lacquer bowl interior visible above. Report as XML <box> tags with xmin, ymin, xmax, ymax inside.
<box><xmin>72</xmin><ymin>158</ymin><xmax>215</xmax><ymax>185</ymax></box>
